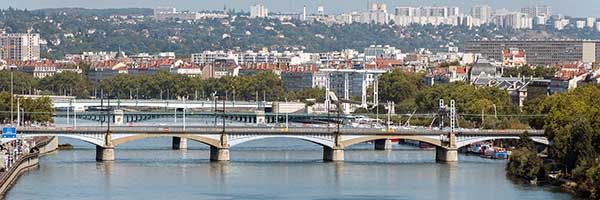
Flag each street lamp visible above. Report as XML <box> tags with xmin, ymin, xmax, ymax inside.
<box><xmin>10</xmin><ymin>69</ymin><xmax>13</xmax><ymax>125</ymax></box>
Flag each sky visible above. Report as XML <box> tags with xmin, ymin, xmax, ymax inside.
<box><xmin>2</xmin><ymin>0</ymin><xmax>599</xmax><ymax>17</ymax></box>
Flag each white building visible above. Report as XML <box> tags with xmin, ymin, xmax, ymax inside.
<box><xmin>492</xmin><ymin>11</ymin><xmax>532</xmax><ymax>29</ymax></box>
<box><xmin>520</xmin><ymin>5</ymin><xmax>551</xmax><ymax>17</ymax></box>
<box><xmin>576</xmin><ymin>20</ymin><xmax>586</xmax><ymax>29</ymax></box>
<box><xmin>393</xmin><ymin>6</ymin><xmax>461</xmax><ymax>26</ymax></box>
<box><xmin>364</xmin><ymin>45</ymin><xmax>402</xmax><ymax>61</ymax></box>
<box><xmin>153</xmin><ymin>7</ymin><xmax>200</xmax><ymax>21</ymax></box>
<box><xmin>554</xmin><ymin>19</ymin><xmax>570</xmax><ymax>30</ymax></box>
<box><xmin>471</xmin><ymin>5</ymin><xmax>492</xmax><ymax>24</ymax></box>
<box><xmin>368</xmin><ymin>3</ymin><xmax>389</xmax><ymax>24</ymax></box>
<box><xmin>587</xmin><ymin>17</ymin><xmax>596</xmax><ymax>28</ymax></box>
<box><xmin>250</xmin><ymin>4</ymin><xmax>269</xmax><ymax>18</ymax></box>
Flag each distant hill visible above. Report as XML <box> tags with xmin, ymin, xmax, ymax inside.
<box><xmin>1</xmin><ymin>8</ymin><xmax>599</xmax><ymax>59</ymax></box>
<box><xmin>31</xmin><ymin>8</ymin><xmax>153</xmax><ymax>16</ymax></box>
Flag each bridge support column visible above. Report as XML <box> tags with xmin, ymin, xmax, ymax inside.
<box><xmin>210</xmin><ymin>146</ymin><xmax>230</xmax><ymax>161</ymax></box>
<box><xmin>96</xmin><ymin>146</ymin><xmax>115</xmax><ymax>161</ymax></box>
<box><xmin>435</xmin><ymin>147</ymin><xmax>458</xmax><ymax>162</ymax></box>
<box><xmin>374</xmin><ymin>139</ymin><xmax>392</xmax><ymax>150</ymax></box>
<box><xmin>172</xmin><ymin>137</ymin><xmax>187</xmax><ymax>150</ymax></box>
<box><xmin>323</xmin><ymin>147</ymin><xmax>344</xmax><ymax>162</ymax></box>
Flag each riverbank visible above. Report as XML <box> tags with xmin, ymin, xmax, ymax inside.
<box><xmin>0</xmin><ymin>137</ymin><xmax>58</xmax><ymax>196</ymax></box>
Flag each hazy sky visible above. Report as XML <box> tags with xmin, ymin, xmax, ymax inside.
<box><xmin>2</xmin><ymin>0</ymin><xmax>599</xmax><ymax>17</ymax></box>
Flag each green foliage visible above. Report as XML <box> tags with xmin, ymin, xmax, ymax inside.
<box><xmin>414</xmin><ymin>82</ymin><xmax>516</xmax><ymax>125</ymax></box>
<box><xmin>542</xmin><ymin>85</ymin><xmax>600</xmax><ymax>173</ymax></box>
<box><xmin>516</xmin><ymin>131</ymin><xmax>536</xmax><ymax>150</ymax></box>
<box><xmin>439</xmin><ymin>61</ymin><xmax>460</xmax><ymax>68</ymax></box>
<box><xmin>534</xmin><ymin>84</ymin><xmax>600</xmax><ymax>199</ymax></box>
<box><xmin>0</xmin><ymin>70</ymin><xmax>37</xmax><ymax>94</ymax></box>
<box><xmin>38</xmin><ymin>71</ymin><xmax>93</xmax><ymax>98</ymax></box>
<box><xmin>502</xmin><ymin>65</ymin><xmax>557</xmax><ymax>78</ymax></box>
<box><xmin>378</xmin><ymin>69</ymin><xmax>423</xmax><ymax>110</ymax></box>
<box><xmin>507</xmin><ymin>147</ymin><xmax>543</xmax><ymax>181</ymax></box>
<box><xmin>286</xmin><ymin>88</ymin><xmax>326</xmax><ymax>102</ymax></box>
<box><xmin>1</xmin><ymin>8</ymin><xmax>581</xmax><ymax>58</ymax></box>
<box><xmin>98</xmin><ymin>70</ymin><xmax>285</xmax><ymax>101</ymax></box>
<box><xmin>584</xmin><ymin>164</ymin><xmax>600</xmax><ymax>199</ymax></box>
<box><xmin>0</xmin><ymin>92</ymin><xmax>54</xmax><ymax>123</ymax></box>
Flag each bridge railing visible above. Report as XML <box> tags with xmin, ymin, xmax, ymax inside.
<box><xmin>15</xmin><ymin>126</ymin><xmax>544</xmax><ymax>136</ymax></box>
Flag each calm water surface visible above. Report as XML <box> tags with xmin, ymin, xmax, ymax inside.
<box><xmin>5</xmin><ymin>136</ymin><xmax>571</xmax><ymax>200</ymax></box>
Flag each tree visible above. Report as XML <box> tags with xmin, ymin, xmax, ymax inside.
<box><xmin>38</xmin><ymin>71</ymin><xmax>92</xmax><ymax>98</ymax></box>
<box><xmin>378</xmin><ymin>69</ymin><xmax>423</xmax><ymax>109</ymax></box>
<box><xmin>0</xmin><ymin>70</ymin><xmax>36</xmax><ymax>94</ymax></box>
<box><xmin>507</xmin><ymin>147</ymin><xmax>543</xmax><ymax>181</ymax></box>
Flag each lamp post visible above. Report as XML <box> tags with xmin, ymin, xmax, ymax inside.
<box><xmin>74</xmin><ymin>99</ymin><xmax>77</xmax><ymax>128</ymax></box>
<box><xmin>16</xmin><ymin>99</ymin><xmax>19</xmax><ymax>127</ymax></box>
<box><xmin>183</xmin><ymin>97</ymin><xmax>186</xmax><ymax>131</ymax></box>
<box><xmin>10</xmin><ymin>69</ymin><xmax>13</xmax><ymax>125</ymax></box>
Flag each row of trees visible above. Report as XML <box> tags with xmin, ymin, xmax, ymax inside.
<box><xmin>375</xmin><ymin>69</ymin><xmax>522</xmax><ymax>128</ymax></box>
<box><xmin>0</xmin><ymin>70</ymin><xmax>91</xmax><ymax>98</ymax></box>
<box><xmin>502</xmin><ymin>65</ymin><xmax>557</xmax><ymax>78</ymax></box>
<box><xmin>0</xmin><ymin>67</ymin><xmax>331</xmax><ymax>104</ymax></box>
<box><xmin>98</xmin><ymin>71</ymin><xmax>287</xmax><ymax>101</ymax></box>
<box><xmin>0</xmin><ymin>92</ymin><xmax>54</xmax><ymax>123</ymax></box>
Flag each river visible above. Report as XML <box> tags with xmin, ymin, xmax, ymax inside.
<box><xmin>5</xmin><ymin>136</ymin><xmax>571</xmax><ymax>200</ymax></box>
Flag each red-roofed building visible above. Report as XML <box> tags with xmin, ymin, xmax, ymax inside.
<box><xmin>502</xmin><ymin>48</ymin><xmax>527</xmax><ymax>67</ymax></box>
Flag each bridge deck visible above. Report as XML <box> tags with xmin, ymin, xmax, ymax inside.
<box><xmin>16</xmin><ymin>126</ymin><xmax>545</xmax><ymax>136</ymax></box>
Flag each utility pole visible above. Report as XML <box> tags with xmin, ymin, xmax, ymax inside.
<box><xmin>10</xmin><ymin>70</ymin><xmax>13</xmax><ymax>125</ymax></box>
<box><xmin>67</xmin><ymin>99</ymin><xmax>71</xmax><ymax>125</ymax></box>
<box><xmin>107</xmin><ymin>97</ymin><xmax>111</xmax><ymax>132</ymax></box>
<box><xmin>222</xmin><ymin>96</ymin><xmax>225</xmax><ymax>133</ymax></box>
<box><xmin>183</xmin><ymin>97</ymin><xmax>186</xmax><ymax>131</ymax></box>
<box><xmin>74</xmin><ymin>99</ymin><xmax>77</xmax><ymax>128</ymax></box>
<box><xmin>100</xmin><ymin>95</ymin><xmax>104</xmax><ymax>126</ymax></box>
<box><xmin>214</xmin><ymin>94</ymin><xmax>218</xmax><ymax>127</ymax></box>
<box><xmin>386</xmin><ymin>101</ymin><xmax>390</xmax><ymax>130</ymax></box>
<box><xmin>16</xmin><ymin>99</ymin><xmax>19</xmax><ymax>127</ymax></box>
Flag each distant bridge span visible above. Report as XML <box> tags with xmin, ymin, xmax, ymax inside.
<box><xmin>52</xmin><ymin>99</ymin><xmax>272</xmax><ymax>109</ymax></box>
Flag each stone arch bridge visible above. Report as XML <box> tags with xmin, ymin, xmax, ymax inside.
<box><xmin>15</xmin><ymin>127</ymin><xmax>547</xmax><ymax>162</ymax></box>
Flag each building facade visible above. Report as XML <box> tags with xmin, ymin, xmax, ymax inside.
<box><xmin>465</xmin><ymin>40</ymin><xmax>600</xmax><ymax>65</ymax></box>
<box><xmin>0</xmin><ymin>33</ymin><xmax>41</xmax><ymax>61</ymax></box>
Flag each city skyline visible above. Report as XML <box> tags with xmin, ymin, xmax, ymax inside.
<box><xmin>3</xmin><ymin>0</ymin><xmax>600</xmax><ymax>17</ymax></box>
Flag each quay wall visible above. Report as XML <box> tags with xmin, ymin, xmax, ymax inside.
<box><xmin>0</xmin><ymin>136</ymin><xmax>58</xmax><ymax>196</ymax></box>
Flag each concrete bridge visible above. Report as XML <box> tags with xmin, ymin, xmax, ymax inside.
<box><xmin>53</xmin><ymin>99</ymin><xmax>271</xmax><ymax>110</ymax></box>
<box><xmin>53</xmin><ymin>110</ymin><xmax>349</xmax><ymax>124</ymax></box>
<box><xmin>14</xmin><ymin>126</ymin><xmax>548</xmax><ymax>162</ymax></box>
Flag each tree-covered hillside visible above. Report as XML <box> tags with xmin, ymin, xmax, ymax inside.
<box><xmin>1</xmin><ymin>8</ymin><xmax>599</xmax><ymax>58</ymax></box>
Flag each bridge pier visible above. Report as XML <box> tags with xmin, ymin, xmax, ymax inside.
<box><xmin>323</xmin><ymin>147</ymin><xmax>344</xmax><ymax>162</ymax></box>
<box><xmin>172</xmin><ymin>137</ymin><xmax>188</xmax><ymax>150</ymax></box>
<box><xmin>374</xmin><ymin>139</ymin><xmax>392</xmax><ymax>151</ymax></box>
<box><xmin>210</xmin><ymin>146</ymin><xmax>230</xmax><ymax>161</ymax></box>
<box><xmin>96</xmin><ymin>146</ymin><xmax>115</xmax><ymax>161</ymax></box>
<box><xmin>435</xmin><ymin>147</ymin><xmax>458</xmax><ymax>162</ymax></box>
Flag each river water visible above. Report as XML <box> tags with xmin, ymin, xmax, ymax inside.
<box><xmin>5</xmin><ymin>136</ymin><xmax>571</xmax><ymax>200</ymax></box>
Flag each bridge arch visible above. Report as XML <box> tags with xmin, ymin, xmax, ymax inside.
<box><xmin>228</xmin><ymin>135</ymin><xmax>335</xmax><ymax>148</ymax></box>
<box><xmin>111</xmin><ymin>134</ymin><xmax>222</xmax><ymax>148</ymax></box>
<box><xmin>342</xmin><ymin>135</ymin><xmax>443</xmax><ymax>148</ymax></box>
<box><xmin>456</xmin><ymin>136</ymin><xmax>549</xmax><ymax>149</ymax></box>
<box><xmin>22</xmin><ymin>134</ymin><xmax>105</xmax><ymax>147</ymax></box>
